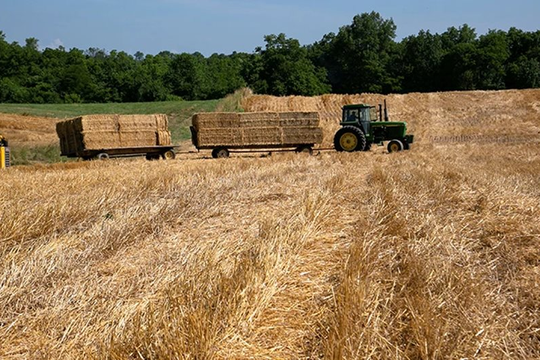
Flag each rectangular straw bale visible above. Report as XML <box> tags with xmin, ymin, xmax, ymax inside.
<box><xmin>282</xmin><ymin>126</ymin><xmax>323</xmax><ymax>144</ymax></box>
<box><xmin>72</xmin><ymin>115</ymin><xmax>120</xmax><ymax>132</ymax></box>
<box><xmin>157</xmin><ymin>130</ymin><xmax>172</xmax><ymax>146</ymax></box>
<box><xmin>192</xmin><ymin>113</ymin><xmax>240</xmax><ymax>129</ymax></box>
<box><xmin>119</xmin><ymin>130</ymin><xmax>158</xmax><ymax>148</ymax></box>
<box><xmin>242</xmin><ymin>127</ymin><xmax>282</xmax><ymax>145</ymax></box>
<box><xmin>66</xmin><ymin>120</ymin><xmax>83</xmax><ymax>155</ymax></box>
<box><xmin>56</xmin><ymin>121</ymin><xmax>67</xmax><ymax>155</ymax></box>
<box><xmin>279</xmin><ymin>112</ymin><xmax>320</xmax><ymax>127</ymax></box>
<box><xmin>238</xmin><ymin>112</ymin><xmax>279</xmax><ymax>127</ymax></box>
<box><xmin>118</xmin><ymin>115</ymin><xmax>158</xmax><ymax>131</ymax></box>
<box><xmin>196</xmin><ymin>128</ymin><xmax>243</xmax><ymax>147</ymax></box>
<box><xmin>81</xmin><ymin>131</ymin><xmax>121</xmax><ymax>150</ymax></box>
<box><xmin>155</xmin><ymin>114</ymin><xmax>169</xmax><ymax>131</ymax></box>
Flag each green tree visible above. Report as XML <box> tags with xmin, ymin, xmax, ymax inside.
<box><xmin>253</xmin><ymin>33</ymin><xmax>330</xmax><ymax>96</ymax></box>
<box><xmin>318</xmin><ymin>12</ymin><xmax>399</xmax><ymax>93</ymax></box>
<box><xmin>476</xmin><ymin>30</ymin><xmax>509</xmax><ymax>89</ymax></box>
<box><xmin>507</xmin><ymin>56</ymin><xmax>540</xmax><ymax>88</ymax></box>
<box><xmin>205</xmin><ymin>53</ymin><xmax>246</xmax><ymax>99</ymax></box>
<box><xmin>506</xmin><ymin>28</ymin><xmax>540</xmax><ymax>88</ymax></box>
<box><xmin>166</xmin><ymin>53</ymin><xmax>207</xmax><ymax>100</ymax></box>
<box><xmin>135</xmin><ymin>54</ymin><xmax>171</xmax><ymax>101</ymax></box>
<box><xmin>440</xmin><ymin>25</ymin><xmax>479</xmax><ymax>90</ymax></box>
<box><xmin>401</xmin><ymin>30</ymin><xmax>443</xmax><ymax>91</ymax></box>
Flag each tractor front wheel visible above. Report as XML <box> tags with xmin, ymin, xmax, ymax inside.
<box><xmin>334</xmin><ymin>126</ymin><xmax>366</xmax><ymax>152</ymax></box>
<box><xmin>387</xmin><ymin>140</ymin><xmax>404</xmax><ymax>153</ymax></box>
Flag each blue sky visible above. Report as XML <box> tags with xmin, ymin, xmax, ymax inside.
<box><xmin>1</xmin><ymin>0</ymin><xmax>539</xmax><ymax>56</ymax></box>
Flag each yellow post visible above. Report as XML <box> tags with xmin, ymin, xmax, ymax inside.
<box><xmin>0</xmin><ymin>146</ymin><xmax>5</xmax><ymax>169</ymax></box>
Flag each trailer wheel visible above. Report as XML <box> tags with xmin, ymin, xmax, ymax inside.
<box><xmin>295</xmin><ymin>145</ymin><xmax>313</xmax><ymax>155</ymax></box>
<box><xmin>212</xmin><ymin>148</ymin><xmax>229</xmax><ymax>158</ymax></box>
<box><xmin>146</xmin><ymin>154</ymin><xmax>160</xmax><ymax>160</ymax></box>
<box><xmin>387</xmin><ymin>140</ymin><xmax>404</xmax><ymax>153</ymax></box>
<box><xmin>97</xmin><ymin>152</ymin><xmax>109</xmax><ymax>160</ymax></box>
<box><xmin>162</xmin><ymin>150</ymin><xmax>176</xmax><ymax>160</ymax></box>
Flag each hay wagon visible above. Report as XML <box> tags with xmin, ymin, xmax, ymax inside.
<box><xmin>190</xmin><ymin>112</ymin><xmax>323</xmax><ymax>158</ymax></box>
<box><xmin>56</xmin><ymin>114</ymin><xmax>177</xmax><ymax>160</ymax></box>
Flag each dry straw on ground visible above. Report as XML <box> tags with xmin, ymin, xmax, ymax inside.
<box><xmin>1</xmin><ymin>89</ymin><xmax>540</xmax><ymax>359</ymax></box>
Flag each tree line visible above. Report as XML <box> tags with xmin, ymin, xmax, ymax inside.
<box><xmin>1</xmin><ymin>12</ymin><xmax>539</xmax><ymax>104</ymax></box>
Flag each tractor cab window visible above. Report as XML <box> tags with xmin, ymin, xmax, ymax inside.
<box><xmin>345</xmin><ymin>109</ymin><xmax>360</xmax><ymax>122</ymax></box>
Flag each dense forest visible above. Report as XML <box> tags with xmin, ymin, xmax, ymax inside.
<box><xmin>1</xmin><ymin>12</ymin><xmax>539</xmax><ymax>103</ymax></box>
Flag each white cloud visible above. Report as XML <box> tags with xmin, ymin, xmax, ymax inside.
<box><xmin>47</xmin><ymin>38</ymin><xmax>64</xmax><ymax>49</ymax></box>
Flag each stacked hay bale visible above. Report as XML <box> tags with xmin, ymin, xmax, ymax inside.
<box><xmin>191</xmin><ymin>112</ymin><xmax>323</xmax><ymax>149</ymax></box>
<box><xmin>56</xmin><ymin>114</ymin><xmax>171</xmax><ymax>157</ymax></box>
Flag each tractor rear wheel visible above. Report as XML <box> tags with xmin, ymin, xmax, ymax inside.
<box><xmin>387</xmin><ymin>140</ymin><xmax>404</xmax><ymax>153</ymax></box>
<box><xmin>334</xmin><ymin>126</ymin><xmax>366</xmax><ymax>152</ymax></box>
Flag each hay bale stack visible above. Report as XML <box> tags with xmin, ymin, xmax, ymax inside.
<box><xmin>191</xmin><ymin>111</ymin><xmax>322</xmax><ymax>148</ymax></box>
<box><xmin>56</xmin><ymin>114</ymin><xmax>171</xmax><ymax>157</ymax></box>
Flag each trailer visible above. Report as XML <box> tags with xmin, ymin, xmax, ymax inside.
<box><xmin>56</xmin><ymin>114</ymin><xmax>175</xmax><ymax>161</ymax></box>
<box><xmin>72</xmin><ymin>145</ymin><xmax>177</xmax><ymax>161</ymax></box>
<box><xmin>190</xmin><ymin>111</ymin><xmax>323</xmax><ymax>158</ymax></box>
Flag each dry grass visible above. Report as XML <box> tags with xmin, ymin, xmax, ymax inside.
<box><xmin>1</xmin><ymin>90</ymin><xmax>540</xmax><ymax>359</ymax></box>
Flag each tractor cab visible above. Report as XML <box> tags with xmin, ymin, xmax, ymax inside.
<box><xmin>341</xmin><ymin>104</ymin><xmax>377</xmax><ymax>135</ymax></box>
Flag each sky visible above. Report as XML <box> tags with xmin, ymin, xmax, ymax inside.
<box><xmin>1</xmin><ymin>0</ymin><xmax>539</xmax><ymax>56</ymax></box>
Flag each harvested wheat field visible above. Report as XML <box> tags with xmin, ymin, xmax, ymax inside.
<box><xmin>0</xmin><ymin>113</ymin><xmax>58</xmax><ymax>146</ymax></box>
<box><xmin>1</xmin><ymin>89</ymin><xmax>540</xmax><ymax>359</ymax></box>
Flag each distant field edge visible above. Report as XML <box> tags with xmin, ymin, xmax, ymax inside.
<box><xmin>0</xmin><ymin>99</ymin><xmax>221</xmax><ymax>119</ymax></box>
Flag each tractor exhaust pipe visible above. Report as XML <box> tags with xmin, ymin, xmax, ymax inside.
<box><xmin>384</xmin><ymin>99</ymin><xmax>389</xmax><ymax>122</ymax></box>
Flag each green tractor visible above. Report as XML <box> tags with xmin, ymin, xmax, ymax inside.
<box><xmin>334</xmin><ymin>101</ymin><xmax>414</xmax><ymax>153</ymax></box>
